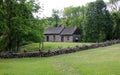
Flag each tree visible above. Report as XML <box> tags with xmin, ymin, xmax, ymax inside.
<box><xmin>63</xmin><ymin>6</ymin><xmax>85</xmax><ymax>28</ymax></box>
<box><xmin>108</xmin><ymin>0</ymin><xmax>120</xmax><ymax>39</ymax></box>
<box><xmin>82</xmin><ymin>0</ymin><xmax>113</xmax><ymax>42</ymax></box>
<box><xmin>0</xmin><ymin>0</ymin><xmax>44</xmax><ymax>52</ymax></box>
<box><xmin>112</xmin><ymin>12</ymin><xmax>120</xmax><ymax>39</ymax></box>
<box><xmin>108</xmin><ymin>0</ymin><xmax>120</xmax><ymax>11</ymax></box>
<box><xmin>51</xmin><ymin>9</ymin><xmax>60</xmax><ymax>27</ymax></box>
<box><xmin>42</xmin><ymin>9</ymin><xmax>61</xmax><ymax>27</ymax></box>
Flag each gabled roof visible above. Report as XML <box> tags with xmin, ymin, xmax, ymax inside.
<box><xmin>44</xmin><ymin>26</ymin><xmax>80</xmax><ymax>35</ymax></box>
<box><xmin>60</xmin><ymin>27</ymin><xmax>78</xmax><ymax>35</ymax></box>
<box><xmin>44</xmin><ymin>27</ymin><xmax>64</xmax><ymax>35</ymax></box>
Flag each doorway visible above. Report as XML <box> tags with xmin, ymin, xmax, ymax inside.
<box><xmin>46</xmin><ymin>36</ymin><xmax>49</xmax><ymax>41</ymax></box>
<box><xmin>61</xmin><ymin>36</ymin><xmax>64</xmax><ymax>42</ymax></box>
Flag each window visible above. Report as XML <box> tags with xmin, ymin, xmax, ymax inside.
<box><xmin>67</xmin><ymin>36</ymin><xmax>69</xmax><ymax>40</ymax></box>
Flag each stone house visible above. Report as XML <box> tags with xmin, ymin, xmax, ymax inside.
<box><xmin>43</xmin><ymin>27</ymin><xmax>81</xmax><ymax>42</ymax></box>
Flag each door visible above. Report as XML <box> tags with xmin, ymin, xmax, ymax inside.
<box><xmin>61</xmin><ymin>36</ymin><xmax>64</xmax><ymax>42</ymax></box>
<box><xmin>46</xmin><ymin>36</ymin><xmax>49</xmax><ymax>41</ymax></box>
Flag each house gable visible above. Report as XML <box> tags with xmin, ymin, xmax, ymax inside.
<box><xmin>73</xmin><ymin>28</ymin><xmax>81</xmax><ymax>35</ymax></box>
<box><xmin>60</xmin><ymin>27</ymin><xmax>80</xmax><ymax>35</ymax></box>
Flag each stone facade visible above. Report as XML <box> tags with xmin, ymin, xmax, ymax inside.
<box><xmin>44</xmin><ymin>35</ymin><xmax>81</xmax><ymax>42</ymax></box>
<box><xmin>62</xmin><ymin>35</ymin><xmax>73</xmax><ymax>42</ymax></box>
<box><xmin>44</xmin><ymin>35</ymin><xmax>61</xmax><ymax>42</ymax></box>
<box><xmin>44</xmin><ymin>27</ymin><xmax>81</xmax><ymax>42</ymax></box>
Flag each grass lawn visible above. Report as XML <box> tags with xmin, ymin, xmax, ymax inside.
<box><xmin>0</xmin><ymin>44</ymin><xmax>120</xmax><ymax>75</ymax></box>
<box><xmin>20</xmin><ymin>42</ymin><xmax>91</xmax><ymax>52</ymax></box>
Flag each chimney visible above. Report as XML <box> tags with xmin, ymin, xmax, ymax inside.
<box><xmin>61</xmin><ymin>25</ymin><xmax>65</xmax><ymax>28</ymax></box>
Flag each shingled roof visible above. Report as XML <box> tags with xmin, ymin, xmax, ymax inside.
<box><xmin>44</xmin><ymin>27</ymin><xmax>64</xmax><ymax>35</ymax></box>
<box><xmin>44</xmin><ymin>27</ymin><xmax>80</xmax><ymax>35</ymax></box>
<box><xmin>60</xmin><ymin>27</ymin><xmax>77</xmax><ymax>35</ymax></box>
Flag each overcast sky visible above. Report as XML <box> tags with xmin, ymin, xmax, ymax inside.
<box><xmin>37</xmin><ymin>0</ymin><xmax>109</xmax><ymax>18</ymax></box>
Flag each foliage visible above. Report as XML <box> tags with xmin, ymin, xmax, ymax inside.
<box><xmin>41</xmin><ymin>6</ymin><xmax>86</xmax><ymax>30</ymax></box>
<box><xmin>108</xmin><ymin>0</ymin><xmax>120</xmax><ymax>39</ymax></box>
<box><xmin>40</xmin><ymin>9</ymin><xmax>62</xmax><ymax>28</ymax></box>
<box><xmin>0</xmin><ymin>0</ymin><xmax>44</xmax><ymax>52</ymax></box>
<box><xmin>0</xmin><ymin>44</ymin><xmax>120</xmax><ymax>75</ymax></box>
<box><xmin>51</xmin><ymin>9</ymin><xmax>61</xmax><ymax>27</ymax></box>
<box><xmin>82</xmin><ymin>0</ymin><xmax>113</xmax><ymax>42</ymax></box>
<box><xmin>111</xmin><ymin>12</ymin><xmax>120</xmax><ymax>39</ymax></box>
<box><xmin>63</xmin><ymin>6</ymin><xmax>85</xmax><ymax>28</ymax></box>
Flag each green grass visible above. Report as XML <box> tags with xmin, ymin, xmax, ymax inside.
<box><xmin>20</xmin><ymin>42</ymin><xmax>90</xmax><ymax>52</ymax></box>
<box><xmin>0</xmin><ymin>44</ymin><xmax>120</xmax><ymax>75</ymax></box>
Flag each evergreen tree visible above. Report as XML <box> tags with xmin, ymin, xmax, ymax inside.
<box><xmin>112</xmin><ymin>12</ymin><xmax>120</xmax><ymax>39</ymax></box>
<box><xmin>82</xmin><ymin>0</ymin><xmax>113</xmax><ymax>42</ymax></box>
<box><xmin>108</xmin><ymin>0</ymin><xmax>120</xmax><ymax>39</ymax></box>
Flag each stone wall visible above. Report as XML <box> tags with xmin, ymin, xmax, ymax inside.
<box><xmin>44</xmin><ymin>35</ymin><xmax>81</xmax><ymax>42</ymax></box>
<box><xmin>54</xmin><ymin>35</ymin><xmax>61</xmax><ymax>42</ymax></box>
<box><xmin>1</xmin><ymin>40</ymin><xmax>120</xmax><ymax>58</ymax></box>
<box><xmin>62</xmin><ymin>36</ymin><xmax>73</xmax><ymax>42</ymax></box>
<box><xmin>44</xmin><ymin>35</ymin><xmax>61</xmax><ymax>42</ymax></box>
<box><xmin>62</xmin><ymin>35</ymin><xmax>81</xmax><ymax>42</ymax></box>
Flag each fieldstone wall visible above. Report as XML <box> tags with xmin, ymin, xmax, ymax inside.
<box><xmin>63</xmin><ymin>36</ymin><xmax>73</xmax><ymax>42</ymax></box>
<box><xmin>55</xmin><ymin>35</ymin><xmax>61</xmax><ymax>42</ymax></box>
<box><xmin>0</xmin><ymin>40</ymin><xmax>120</xmax><ymax>58</ymax></box>
<box><xmin>45</xmin><ymin>35</ymin><xmax>81</xmax><ymax>42</ymax></box>
<box><xmin>44</xmin><ymin>35</ymin><xmax>61</xmax><ymax>42</ymax></box>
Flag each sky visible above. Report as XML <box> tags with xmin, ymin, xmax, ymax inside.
<box><xmin>37</xmin><ymin>0</ymin><xmax>109</xmax><ymax>18</ymax></box>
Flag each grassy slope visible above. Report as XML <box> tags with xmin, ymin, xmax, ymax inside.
<box><xmin>0</xmin><ymin>44</ymin><xmax>120</xmax><ymax>75</ymax></box>
<box><xmin>20</xmin><ymin>42</ymin><xmax>90</xmax><ymax>52</ymax></box>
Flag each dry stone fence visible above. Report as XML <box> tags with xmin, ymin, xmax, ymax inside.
<box><xmin>0</xmin><ymin>40</ymin><xmax>120</xmax><ymax>58</ymax></box>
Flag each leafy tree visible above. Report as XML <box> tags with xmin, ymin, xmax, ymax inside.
<box><xmin>82</xmin><ymin>0</ymin><xmax>113</xmax><ymax>42</ymax></box>
<box><xmin>63</xmin><ymin>6</ymin><xmax>85</xmax><ymax>28</ymax></box>
<box><xmin>41</xmin><ymin>9</ymin><xmax>62</xmax><ymax>28</ymax></box>
<box><xmin>51</xmin><ymin>9</ymin><xmax>60</xmax><ymax>27</ymax></box>
<box><xmin>0</xmin><ymin>0</ymin><xmax>44</xmax><ymax>52</ymax></box>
